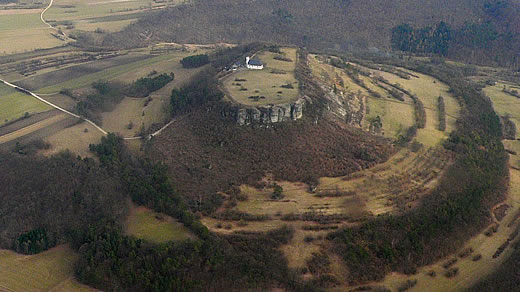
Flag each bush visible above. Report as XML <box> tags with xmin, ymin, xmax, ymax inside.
<box><xmin>397</xmin><ymin>279</ymin><xmax>417</xmax><ymax>292</ymax></box>
<box><xmin>444</xmin><ymin>268</ymin><xmax>459</xmax><ymax>278</ymax></box>
<box><xmin>274</xmin><ymin>55</ymin><xmax>292</xmax><ymax>62</ymax></box>
<box><xmin>271</xmin><ymin>184</ymin><xmax>284</xmax><ymax>200</ymax></box>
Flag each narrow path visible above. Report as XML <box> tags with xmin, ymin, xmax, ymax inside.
<box><xmin>0</xmin><ymin>79</ymin><xmax>176</xmax><ymax>141</ymax></box>
<box><xmin>40</xmin><ymin>0</ymin><xmax>69</xmax><ymax>40</ymax></box>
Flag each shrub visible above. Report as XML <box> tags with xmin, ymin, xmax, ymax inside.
<box><xmin>274</xmin><ymin>55</ymin><xmax>292</xmax><ymax>62</ymax></box>
<box><xmin>271</xmin><ymin>184</ymin><xmax>284</xmax><ymax>200</ymax></box>
<box><xmin>397</xmin><ymin>279</ymin><xmax>417</xmax><ymax>292</ymax></box>
<box><xmin>444</xmin><ymin>268</ymin><xmax>459</xmax><ymax>278</ymax></box>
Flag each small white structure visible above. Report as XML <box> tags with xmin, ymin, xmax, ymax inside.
<box><xmin>246</xmin><ymin>56</ymin><xmax>264</xmax><ymax>70</ymax></box>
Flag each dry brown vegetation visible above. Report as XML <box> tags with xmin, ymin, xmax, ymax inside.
<box><xmin>151</xmin><ymin>103</ymin><xmax>393</xmax><ymax>212</ymax></box>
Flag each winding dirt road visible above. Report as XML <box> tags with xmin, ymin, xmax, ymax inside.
<box><xmin>40</xmin><ymin>0</ymin><xmax>70</xmax><ymax>40</ymax></box>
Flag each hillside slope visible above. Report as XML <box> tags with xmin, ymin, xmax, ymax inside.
<box><xmin>101</xmin><ymin>0</ymin><xmax>520</xmax><ymax>66</ymax></box>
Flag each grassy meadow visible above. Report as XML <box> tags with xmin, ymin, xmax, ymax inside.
<box><xmin>0</xmin><ymin>86</ymin><xmax>51</xmax><ymax>126</ymax></box>
<box><xmin>376</xmin><ymin>68</ymin><xmax>460</xmax><ymax>146</ymax></box>
<box><xmin>125</xmin><ymin>205</ymin><xmax>195</xmax><ymax>243</ymax></box>
<box><xmin>43</xmin><ymin>120</ymin><xmax>105</xmax><ymax>157</ymax></box>
<box><xmin>484</xmin><ymin>82</ymin><xmax>520</xmax><ymax>168</ymax></box>
<box><xmin>0</xmin><ymin>245</ymin><xmax>97</xmax><ymax>292</ymax></box>
<box><xmin>222</xmin><ymin>47</ymin><xmax>300</xmax><ymax>106</ymax></box>
<box><xmin>0</xmin><ymin>11</ymin><xmax>64</xmax><ymax>55</ymax></box>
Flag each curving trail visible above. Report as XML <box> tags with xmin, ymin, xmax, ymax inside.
<box><xmin>40</xmin><ymin>0</ymin><xmax>70</xmax><ymax>40</ymax></box>
<box><xmin>0</xmin><ymin>79</ymin><xmax>176</xmax><ymax>141</ymax></box>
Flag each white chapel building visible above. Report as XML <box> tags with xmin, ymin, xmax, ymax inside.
<box><xmin>246</xmin><ymin>56</ymin><xmax>264</xmax><ymax>70</ymax></box>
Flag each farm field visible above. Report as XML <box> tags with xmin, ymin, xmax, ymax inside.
<box><xmin>0</xmin><ymin>0</ymin><xmax>181</xmax><ymax>55</ymax></box>
<box><xmin>0</xmin><ymin>88</ymin><xmax>51</xmax><ymax>126</ymax></box>
<box><xmin>0</xmin><ymin>245</ymin><xmax>97</xmax><ymax>292</ymax></box>
<box><xmin>222</xmin><ymin>47</ymin><xmax>299</xmax><ymax>106</ymax></box>
<box><xmin>15</xmin><ymin>53</ymin><xmax>152</xmax><ymax>90</ymax></box>
<box><xmin>125</xmin><ymin>205</ymin><xmax>195</xmax><ymax>243</ymax></box>
<box><xmin>0</xmin><ymin>47</ymin><xmax>208</xmax><ymax>157</ymax></box>
<box><xmin>0</xmin><ymin>11</ymin><xmax>64</xmax><ymax>55</ymax></box>
<box><xmin>0</xmin><ymin>113</ymin><xmax>67</xmax><ymax>144</ymax></box>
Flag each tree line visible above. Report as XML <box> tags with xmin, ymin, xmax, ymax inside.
<box><xmin>82</xmin><ymin>133</ymin><xmax>320</xmax><ymax>291</ymax></box>
<box><xmin>180</xmin><ymin>54</ymin><xmax>210</xmax><ymax>68</ymax></box>
<box><xmin>0</xmin><ymin>151</ymin><xmax>127</xmax><ymax>254</ymax></box>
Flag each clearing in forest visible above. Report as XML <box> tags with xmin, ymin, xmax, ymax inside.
<box><xmin>125</xmin><ymin>205</ymin><xmax>195</xmax><ymax>243</ymax></box>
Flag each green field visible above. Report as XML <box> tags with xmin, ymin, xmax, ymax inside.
<box><xmin>376</xmin><ymin>69</ymin><xmax>460</xmax><ymax>146</ymax></box>
<box><xmin>125</xmin><ymin>205</ymin><xmax>195</xmax><ymax>243</ymax></box>
<box><xmin>0</xmin><ymin>245</ymin><xmax>97</xmax><ymax>291</ymax></box>
<box><xmin>222</xmin><ymin>47</ymin><xmax>300</xmax><ymax>106</ymax></box>
<box><xmin>484</xmin><ymin>82</ymin><xmax>520</xmax><ymax>168</ymax></box>
<box><xmin>484</xmin><ymin>82</ymin><xmax>520</xmax><ymax>135</ymax></box>
<box><xmin>365</xmin><ymin>96</ymin><xmax>415</xmax><ymax>139</ymax></box>
<box><xmin>0</xmin><ymin>85</ymin><xmax>51</xmax><ymax>126</ymax></box>
<box><xmin>0</xmin><ymin>12</ymin><xmax>64</xmax><ymax>55</ymax></box>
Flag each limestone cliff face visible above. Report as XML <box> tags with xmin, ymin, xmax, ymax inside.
<box><xmin>317</xmin><ymin>82</ymin><xmax>365</xmax><ymax>128</ymax></box>
<box><xmin>234</xmin><ymin>96</ymin><xmax>308</xmax><ymax>126</ymax></box>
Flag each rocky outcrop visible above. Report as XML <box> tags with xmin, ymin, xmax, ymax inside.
<box><xmin>234</xmin><ymin>97</ymin><xmax>308</xmax><ymax>126</ymax></box>
<box><xmin>317</xmin><ymin>82</ymin><xmax>365</xmax><ymax>128</ymax></box>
